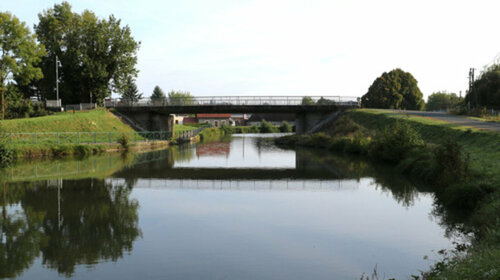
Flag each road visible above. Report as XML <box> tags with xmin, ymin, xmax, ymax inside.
<box><xmin>384</xmin><ymin>110</ymin><xmax>500</xmax><ymax>132</ymax></box>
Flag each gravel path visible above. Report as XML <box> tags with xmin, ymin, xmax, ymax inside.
<box><xmin>384</xmin><ymin>110</ymin><xmax>500</xmax><ymax>132</ymax></box>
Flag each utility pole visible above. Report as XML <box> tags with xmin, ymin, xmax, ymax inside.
<box><xmin>55</xmin><ymin>55</ymin><xmax>62</xmax><ymax>107</ymax></box>
<box><xmin>469</xmin><ymin>68</ymin><xmax>475</xmax><ymax>107</ymax></box>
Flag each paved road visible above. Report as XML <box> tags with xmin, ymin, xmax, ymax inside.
<box><xmin>384</xmin><ymin>110</ymin><xmax>500</xmax><ymax>132</ymax></box>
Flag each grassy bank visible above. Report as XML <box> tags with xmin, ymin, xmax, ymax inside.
<box><xmin>276</xmin><ymin>109</ymin><xmax>500</xmax><ymax>279</ymax></box>
<box><xmin>0</xmin><ymin>108</ymin><xmax>135</xmax><ymax>133</ymax></box>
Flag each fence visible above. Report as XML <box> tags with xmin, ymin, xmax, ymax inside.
<box><xmin>104</xmin><ymin>96</ymin><xmax>360</xmax><ymax>107</ymax></box>
<box><xmin>65</xmin><ymin>103</ymin><xmax>97</xmax><ymax>111</ymax></box>
<box><xmin>6</xmin><ymin>126</ymin><xmax>209</xmax><ymax>145</ymax></box>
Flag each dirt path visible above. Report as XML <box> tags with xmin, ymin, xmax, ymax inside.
<box><xmin>384</xmin><ymin>110</ymin><xmax>500</xmax><ymax>132</ymax></box>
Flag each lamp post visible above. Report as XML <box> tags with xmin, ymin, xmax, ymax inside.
<box><xmin>56</xmin><ymin>55</ymin><xmax>62</xmax><ymax>107</ymax></box>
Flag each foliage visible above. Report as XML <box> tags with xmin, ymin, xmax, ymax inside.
<box><xmin>4</xmin><ymin>83</ymin><xmax>49</xmax><ymax>119</ymax></box>
<box><xmin>117</xmin><ymin>134</ymin><xmax>130</xmax><ymax>150</ymax></box>
<box><xmin>35</xmin><ymin>2</ymin><xmax>140</xmax><ymax>105</ymax></box>
<box><xmin>426</xmin><ymin>92</ymin><xmax>463</xmax><ymax>111</ymax></box>
<box><xmin>466</xmin><ymin>64</ymin><xmax>500</xmax><ymax>109</ymax></box>
<box><xmin>316</xmin><ymin>97</ymin><xmax>335</xmax><ymax>105</ymax></box>
<box><xmin>121</xmin><ymin>77</ymin><xmax>142</xmax><ymax>104</ymax></box>
<box><xmin>167</xmin><ymin>90</ymin><xmax>194</xmax><ymax>105</ymax></box>
<box><xmin>279</xmin><ymin>121</ymin><xmax>293</xmax><ymax>132</ymax></box>
<box><xmin>368</xmin><ymin>121</ymin><xmax>425</xmax><ymax>163</ymax></box>
<box><xmin>151</xmin><ymin>85</ymin><xmax>166</xmax><ymax>101</ymax></box>
<box><xmin>0</xmin><ymin>135</ymin><xmax>15</xmax><ymax>167</ymax></box>
<box><xmin>433</xmin><ymin>138</ymin><xmax>469</xmax><ymax>184</ymax></box>
<box><xmin>301</xmin><ymin>96</ymin><xmax>315</xmax><ymax>105</ymax></box>
<box><xmin>361</xmin><ymin>68</ymin><xmax>425</xmax><ymax>110</ymax></box>
<box><xmin>259</xmin><ymin>120</ymin><xmax>279</xmax><ymax>133</ymax></box>
<box><xmin>0</xmin><ymin>11</ymin><xmax>45</xmax><ymax>119</ymax></box>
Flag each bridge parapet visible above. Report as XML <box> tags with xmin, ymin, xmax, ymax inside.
<box><xmin>105</xmin><ymin>96</ymin><xmax>360</xmax><ymax>108</ymax></box>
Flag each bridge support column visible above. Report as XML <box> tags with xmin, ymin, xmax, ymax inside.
<box><xmin>295</xmin><ymin>112</ymin><xmax>327</xmax><ymax>134</ymax></box>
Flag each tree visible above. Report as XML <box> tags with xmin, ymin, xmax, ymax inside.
<box><xmin>466</xmin><ymin>64</ymin><xmax>500</xmax><ymax>109</ymax></box>
<box><xmin>168</xmin><ymin>90</ymin><xmax>194</xmax><ymax>105</ymax></box>
<box><xmin>151</xmin><ymin>86</ymin><xmax>166</xmax><ymax>101</ymax></box>
<box><xmin>35</xmin><ymin>2</ymin><xmax>140</xmax><ymax>105</ymax></box>
<box><xmin>316</xmin><ymin>97</ymin><xmax>335</xmax><ymax>105</ymax></box>
<box><xmin>361</xmin><ymin>68</ymin><xmax>425</xmax><ymax>110</ymax></box>
<box><xmin>426</xmin><ymin>92</ymin><xmax>462</xmax><ymax>111</ymax></box>
<box><xmin>301</xmin><ymin>96</ymin><xmax>315</xmax><ymax>105</ymax></box>
<box><xmin>0</xmin><ymin>12</ymin><xmax>45</xmax><ymax>119</ymax></box>
<box><xmin>121</xmin><ymin>77</ymin><xmax>142</xmax><ymax>104</ymax></box>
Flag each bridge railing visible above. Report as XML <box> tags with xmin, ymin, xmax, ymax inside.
<box><xmin>104</xmin><ymin>96</ymin><xmax>360</xmax><ymax>108</ymax></box>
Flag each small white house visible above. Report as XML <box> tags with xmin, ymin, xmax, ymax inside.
<box><xmin>196</xmin><ymin>114</ymin><xmax>235</xmax><ymax>127</ymax></box>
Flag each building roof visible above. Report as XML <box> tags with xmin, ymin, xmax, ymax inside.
<box><xmin>196</xmin><ymin>113</ymin><xmax>232</xmax><ymax>119</ymax></box>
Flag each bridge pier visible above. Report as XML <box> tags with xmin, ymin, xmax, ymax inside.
<box><xmin>118</xmin><ymin>111</ymin><xmax>174</xmax><ymax>132</ymax></box>
<box><xmin>295</xmin><ymin>112</ymin><xmax>328</xmax><ymax>134</ymax></box>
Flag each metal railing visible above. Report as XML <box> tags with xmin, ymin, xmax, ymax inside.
<box><xmin>104</xmin><ymin>96</ymin><xmax>360</xmax><ymax>108</ymax></box>
<box><xmin>6</xmin><ymin>126</ymin><xmax>209</xmax><ymax>145</ymax></box>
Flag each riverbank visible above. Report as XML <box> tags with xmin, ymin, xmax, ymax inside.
<box><xmin>276</xmin><ymin>109</ymin><xmax>500</xmax><ymax>279</ymax></box>
<box><xmin>0</xmin><ymin>109</ymin><xmax>221</xmax><ymax>165</ymax></box>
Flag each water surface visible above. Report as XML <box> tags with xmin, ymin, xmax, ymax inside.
<box><xmin>0</xmin><ymin>135</ymin><xmax>454</xmax><ymax>279</ymax></box>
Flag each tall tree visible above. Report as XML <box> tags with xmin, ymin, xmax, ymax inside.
<box><xmin>121</xmin><ymin>77</ymin><xmax>142</xmax><ymax>104</ymax></box>
<box><xmin>466</xmin><ymin>64</ymin><xmax>500</xmax><ymax>109</ymax></box>
<box><xmin>35</xmin><ymin>2</ymin><xmax>140</xmax><ymax>105</ymax></box>
<box><xmin>151</xmin><ymin>86</ymin><xmax>166</xmax><ymax>101</ymax></box>
<box><xmin>361</xmin><ymin>69</ymin><xmax>425</xmax><ymax>110</ymax></box>
<box><xmin>0</xmin><ymin>12</ymin><xmax>45</xmax><ymax>119</ymax></box>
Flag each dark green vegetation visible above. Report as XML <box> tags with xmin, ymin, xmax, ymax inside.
<box><xmin>0</xmin><ymin>1</ymin><xmax>140</xmax><ymax>120</ymax></box>
<box><xmin>224</xmin><ymin>120</ymin><xmax>293</xmax><ymax>134</ymax></box>
<box><xmin>361</xmin><ymin>68</ymin><xmax>425</xmax><ymax>110</ymax></box>
<box><xmin>35</xmin><ymin>2</ymin><xmax>140</xmax><ymax>105</ymax></box>
<box><xmin>276</xmin><ymin>109</ymin><xmax>500</xmax><ymax>279</ymax></box>
<box><xmin>151</xmin><ymin>85</ymin><xmax>166</xmax><ymax>102</ymax></box>
<box><xmin>121</xmin><ymin>77</ymin><xmax>142</xmax><ymax>104</ymax></box>
<box><xmin>426</xmin><ymin>92</ymin><xmax>463</xmax><ymax>112</ymax></box>
<box><xmin>0</xmin><ymin>11</ymin><xmax>45</xmax><ymax>120</ymax></box>
<box><xmin>466</xmin><ymin>64</ymin><xmax>500</xmax><ymax>109</ymax></box>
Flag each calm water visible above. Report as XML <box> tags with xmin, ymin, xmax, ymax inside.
<box><xmin>0</xmin><ymin>134</ymin><xmax>455</xmax><ymax>279</ymax></box>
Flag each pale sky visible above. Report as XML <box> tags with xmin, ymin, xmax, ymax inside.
<box><xmin>3</xmin><ymin>0</ymin><xmax>500</xmax><ymax>100</ymax></box>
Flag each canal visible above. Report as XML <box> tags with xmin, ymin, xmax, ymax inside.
<box><xmin>0</xmin><ymin>134</ymin><xmax>457</xmax><ymax>279</ymax></box>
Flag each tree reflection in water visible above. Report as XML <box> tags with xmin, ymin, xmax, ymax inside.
<box><xmin>0</xmin><ymin>179</ymin><xmax>141</xmax><ymax>277</ymax></box>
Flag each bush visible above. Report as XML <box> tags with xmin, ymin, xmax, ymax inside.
<box><xmin>0</xmin><ymin>144</ymin><xmax>15</xmax><ymax>167</ymax></box>
<box><xmin>434</xmin><ymin>138</ymin><xmax>469</xmax><ymax>184</ymax></box>
<box><xmin>250</xmin><ymin>125</ymin><xmax>260</xmax><ymax>133</ymax></box>
<box><xmin>279</xmin><ymin>121</ymin><xmax>293</xmax><ymax>132</ymax></box>
<box><xmin>118</xmin><ymin>134</ymin><xmax>131</xmax><ymax>150</ymax></box>
<box><xmin>368</xmin><ymin>121</ymin><xmax>424</xmax><ymax>163</ymax></box>
<box><xmin>221</xmin><ymin>123</ymin><xmax>234</xmax><ymax>135</ymax></box>
<box><xmin>259</xmin><ymin>120</ymin><xmax>275</xmax><ymax>133</ymax></box>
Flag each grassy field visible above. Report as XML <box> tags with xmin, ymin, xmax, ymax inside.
<box><xmin>0</xmin><ymin>109</ymin><xmax>136</xmax><ymax>133</ymax></box>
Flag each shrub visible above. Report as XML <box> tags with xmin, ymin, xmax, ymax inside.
<box><xmin>368</xmin><ymin>121</ymin><xmax>424</xmax><ymax>163</ymax></box>
<box><xmin>221</xmin><ymin>123</ymin><xmax>234</xmax><ymax>135</ymax></box>
<box><xmin>279</xmin><ymin>121</ymin><xmax>293</xmax><ymax>132</ymax></box>
<box><xmin>433</xmin><ymin>138</ymin><xmax>469</xmax><ymax>184</ymax></box>
<box><xmin>259</xmin><ymin>120</ymin><xmax>275</xmax><ymax>133</ymax></box>
<box><xmin>0</xmin><ymin>144</ymin><xmax>15</xmax><ymax>167</ymax></box>
<box><xmin>250</xmin><ymin>125</ymin><xmax>260</xmax><ymax>133</ymax></box>
<box><xmin>118</xmin><ymin>134</ymin><xmax>131</xmax><ymax>150</ymax></box>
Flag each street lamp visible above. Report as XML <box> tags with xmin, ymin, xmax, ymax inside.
<box><xmin>56</xmin><ymin>55</ymin><xmax>62</xmax><ymax>107</ymax></box>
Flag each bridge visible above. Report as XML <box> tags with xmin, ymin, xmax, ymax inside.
<box><xmin>105</xmin><ymin>96</ymin><xmax>360</xmax><ymax>134</ymax></box>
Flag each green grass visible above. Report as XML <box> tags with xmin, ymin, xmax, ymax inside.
<box><xmin>173</xmin><ymin>124</ymin><xmax>199</xmax><ymax>132</ymax></box>
<box><xmin>0</xmin><ymin>108</ymin><xmax>135</xmax><ymax>133</ymax></box>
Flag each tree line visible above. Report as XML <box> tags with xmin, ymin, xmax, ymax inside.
<box><xmin>361</xmin><ymin>66</ymin><xmax>499</xmax><ymax>112</ymax></box>
<box><xmin>0</xmin><ymin>2</ymin><xmax>140</xmax><ymax>119</ymax></box>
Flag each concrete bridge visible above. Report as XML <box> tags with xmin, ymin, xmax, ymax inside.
<box><xmin>105</xmin><ymin>96</ymin><xmax>359</xmax><ymax>134</ymax></box>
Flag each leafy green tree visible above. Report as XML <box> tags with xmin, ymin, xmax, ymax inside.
<box><xmin>121</xmin><ymin>77</ymin><xmax>142</xmax><ymax>104</ymax></box>
<box><xmin>361</xmin><ymin>68</ymin><xmax>425</xmax><ymax>110</ymax></box>
<box><xmin>316</xmin><ymin>97</ymin><xmax>335</xmax><ymax>105</ymax></box>
<box><xmin>0</xmin><ymin>12</ymin><xmax>45</xmax><ymax>119</ymax></box>
<box><xmin>35</xmin><ymin>2</ymin><xmax>140</xmax><ymax>105</ymax></box>
<box><xmin>279</xmin><ymin>121</ymin><xmax>293</xmax><ymax>132</ymax></box>
<box><xmin>426</xmin><ymin>92</ymin><xmax>462</xmax><ymax>111</ymax></box>
<box><xmin>466</xmin><ymin>64</ymin><xmax>500</xmax><ymax>109</ymax></box>
<box><xmin>151</xmin><ymin>86</ymin><xmax>166</xmax><ymax>101</ymax></box>
<box><xmin>168</xmin><ymin>90</ymin><xmax>194</xmax><ymax>105</ymax></box>
<box><xmin>301</xmin><ymin>96</ymin><xmax>315</xmax><ymax>105</ymax></box>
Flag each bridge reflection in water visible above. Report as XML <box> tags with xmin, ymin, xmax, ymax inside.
<box><xmin>107</xmin><ymin>178</ymin><xmax>360</xmax><ymax>192</ymax></box>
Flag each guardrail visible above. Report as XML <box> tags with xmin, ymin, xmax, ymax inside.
<box><xmin>104</xmin><ymin>96</ymin><xmax>360</xmax><ymax>107</ymax></box>
<box><xmin>5</xmin><ymin>126</ymin><xmax>209</xmax><ymax>145</ymax></box>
